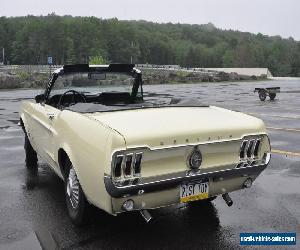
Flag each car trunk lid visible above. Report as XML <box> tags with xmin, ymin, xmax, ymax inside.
<box><xmin>88</xmin><ymin>106</ymin><xmax>266</xmax><ymax>149</ymax></box>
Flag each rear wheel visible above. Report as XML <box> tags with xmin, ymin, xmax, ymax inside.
<box><xmin>24</xmin><ymin>133</ymin><xmax>38</xmax><ymax>170</ymax></box>
<box><xmin>259</xmin><ymin>90</ymin><xmax>267</xmax><ymax>101</ymax></box>
<box><xmin>269</xmin><ymin>93</ymin><xmax>276</xmax><ymax>100</ymax></box>
<box><xmin>65</xmin><ymin>159</ymin><xmax>89</xmax><ymax>226</ymax></box>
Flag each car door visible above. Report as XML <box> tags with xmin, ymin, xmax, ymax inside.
<box><xmin>27</xmin><ymin>102</ymin><xmax>60</xmax><ymax>168</ymax></box>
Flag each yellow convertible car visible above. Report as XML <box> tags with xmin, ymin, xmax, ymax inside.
<box><xmin>19</xmin><ymin>64</ymin><xmax>271</xmax><ymax>225</ymax></box>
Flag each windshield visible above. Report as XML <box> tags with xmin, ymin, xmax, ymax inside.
<box><xmin>50</xmin><ymin>72</ymin><xmax>136</xmax><ymax>98</ymax></box>
<box><xmin>42</xmin><ymin>69</ymin><xmax>144</xmax><ymax>111</ymax></box>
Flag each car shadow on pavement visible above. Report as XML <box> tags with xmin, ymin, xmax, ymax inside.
<box><xmin>63</xmin><ymin>201</ymin><xmax>228</xmax><ymax>249</ymax></box>
<box><xmin>22</xmin><ymin>165</ymin><xmax>234</xmax><ymax>250</ymax></box>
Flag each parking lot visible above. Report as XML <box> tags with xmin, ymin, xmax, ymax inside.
<box><xmin>0</xmin><ymin>79</ymin><xmax>299</xmax><ymax>249</ymax></box>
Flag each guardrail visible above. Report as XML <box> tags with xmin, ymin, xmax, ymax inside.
<box><xmin>0</xmin><ymin>64</ymin><xmax>212</xmax><ymax>73</ymax></box>
<box><xmin>0</xmin><ymin>65</ymin><xmax>62</xmax><ymax>73</ymax></box>
<box><xmin>0</xmin><ymin>65</ymin><xmax>271</xmax><ymax>77</ymax></box>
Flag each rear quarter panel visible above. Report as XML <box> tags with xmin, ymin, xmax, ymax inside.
<box><xmin>52</xmin><ymin>110</ymin><xmax>125</xmax><ymax>213</ymax></box>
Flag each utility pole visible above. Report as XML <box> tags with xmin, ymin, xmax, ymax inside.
<box><xmin>130</xmin><ymin>41</ymin><xmax>133</xmax><ymax>64</ymax></box>
<box><xmin>2</xmin><ymin>48</ymin><xmax>4</xmax><ymax>65</ymax></box>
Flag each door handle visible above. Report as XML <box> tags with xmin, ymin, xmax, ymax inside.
<box><xmin>47</xmin><ymin>113</ymin><xmax>55</xmax><ymax>121</ymax></box>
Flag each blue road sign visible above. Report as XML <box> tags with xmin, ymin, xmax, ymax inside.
<box><xmin>47</xmin><ymin>56</ymin><xmax>53</xmax><ymax>65</ymax></box>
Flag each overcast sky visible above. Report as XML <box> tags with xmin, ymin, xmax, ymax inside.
<box><xmin>1</xmin><ymin>0</ymin><xmax>299</xmax><ymax>40</ymax></box>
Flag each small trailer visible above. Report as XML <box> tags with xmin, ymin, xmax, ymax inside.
<box><xmin>254</xmin><ymin>87</ymin><xmax>280</xmax><ymax>101</ymax></box>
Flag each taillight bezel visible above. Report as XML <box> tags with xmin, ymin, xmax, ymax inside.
<box><xmin>111</xmin><ymin>151</ymin><xmax>143</xmax><ymax>181</ymax></box>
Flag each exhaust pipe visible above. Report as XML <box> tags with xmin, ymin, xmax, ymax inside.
<box><xmin>222</xmin><ymin>193</ymin><xmax>233</xmax><ymax>207</ymax></box>
<box><xmin>140</xmin><ymin>209</ymin><xmax>153</xmax><ymax>223</ymax></box>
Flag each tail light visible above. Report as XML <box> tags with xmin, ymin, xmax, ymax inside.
<box><xmin>239</xmin><ymin>141</ymin><xmax>247</xmax><ymax>158</ymax></box>
<box><xmin>246</xmin><ymin>140</ymin><xmax>254</xmax><ymax>158</ymax></box>
<box><xmin>134</xmin><ymin>153</ymin><xmax>142</xmax><ymax>176</ymax></box>
<box><xmin>253</xmin><ymin>140</ymin><xmax>260</xmax><ymax>157</ymax></box>
<box><xmin>112</xmin><ymin>152</ymin><xmax>143</xmax><ymax>180</ymax></box>
<box><xmin>124</xmin><ymin>154</ymin><xmax>133</xmax><ymax>177</ymax></box>
<box><xmin>113</xmin><ymin>155</ymin><xmax>123</xmax><ymax>178</ymax></box>
<box><xmin>239</xmin><ymin>138</ymin><xmax>262</xmax><ymax>165</ymax></box>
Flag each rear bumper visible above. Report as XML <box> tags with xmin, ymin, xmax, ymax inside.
<box><xmin>104</xmin><ymin>163</ymin><xmax>268</xmax><ymax>199</ymax></box>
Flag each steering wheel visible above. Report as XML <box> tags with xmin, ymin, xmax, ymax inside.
<box><xmin>58</xmin><ymin>90</ymin><xmax>86</xmax><ymax>108</ymax></box>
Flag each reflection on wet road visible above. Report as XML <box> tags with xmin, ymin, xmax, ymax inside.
<box><xmin>0</xmin><ymin>79</ymin><xmax>299</xmax><ymax>249</ymax></box>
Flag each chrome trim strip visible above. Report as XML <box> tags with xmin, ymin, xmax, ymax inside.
<box><xmin>111</xmin><ymin>134</ymin><xmax>268</xmax><ymax>154</ymax></box>
<box><xmin>104</xmin><ymin>162</ymin><xmax>268</xmax><ymax>198</ymax></box>
<box><xmin>264</xmin><ymin>152</ymin><xmax>271</xmax><ymax>165</ymax></box>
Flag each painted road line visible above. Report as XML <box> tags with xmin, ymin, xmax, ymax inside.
<box><xmin>247</xmin><ymin>112</ymin><xmax>300</xmax><ymax>120</ymax></box>
<box><xmin>267</xmin><ymin>127</ymin><xmax>300</xmax><ymax>133</ymax></box>
<box><xmin>272</xmin><ymin>149</ymin><xmax>300</xmax><ymax>157</ymax></box>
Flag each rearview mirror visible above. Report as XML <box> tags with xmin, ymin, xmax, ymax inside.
<box><xmin>88</xmin><ymin>73</ymin><xmax>106</xmax><ymax>80</ymax></box>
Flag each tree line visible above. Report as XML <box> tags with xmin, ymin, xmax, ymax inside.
<box><xmin>1</xmin><ymin>14</ymin><xmax>300</xmax><ymax>76</ymax></box>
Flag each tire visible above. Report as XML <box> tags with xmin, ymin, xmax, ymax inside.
<box><xmin>269</xmin><ymin>93</ymin><xmax>276</xmax><ymax>100</ymax></box>
<box><xmin>65</xmin><ymin>159</ymin><xmax>89</xmax><ymax>226</ymax></box>
<box><xmin>24</xmin><ymin>133</ymin><xmax>38</xmax><ymax>170</ymax></box>
<box><xmin>259</xmin><ymin>90</ymin><xmax>267</xmax><ymax>101</ymax></box>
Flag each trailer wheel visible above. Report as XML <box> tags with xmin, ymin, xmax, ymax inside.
<box><xmin>269</xmin><ymin>93</ymin><xmax>276</xmax><ymax>100</ymax></box>
<box><xmin>259</xmin><ymin>90</ymin><xmax>267</xmax><ymax>101</ymax></box>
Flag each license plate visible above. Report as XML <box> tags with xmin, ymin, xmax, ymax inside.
<box><xmin>180</xmin><ymin>180</ymin><xmax>209</xmax><ymax>203</ymax></box>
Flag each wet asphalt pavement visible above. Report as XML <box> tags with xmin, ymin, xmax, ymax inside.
<box><xmin>0</xmin><ymin>79</ymin><xmax>299</xmax><ymax>249</ymax></box>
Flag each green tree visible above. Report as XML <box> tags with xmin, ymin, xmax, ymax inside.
<box><xmin>1</xmin><ymin>15</ymin><xmax>300</xmax><ymax>76</ymax></box>
<box><xmin>89</xmin><ymin>55</ymin><xmax>106</xmax><ymax>65</ymax></box>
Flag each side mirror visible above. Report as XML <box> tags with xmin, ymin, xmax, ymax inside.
<box><xmin>35</xmin><ymin>94</ymin><xmax>45</xmax><ymax>103</ymax></box>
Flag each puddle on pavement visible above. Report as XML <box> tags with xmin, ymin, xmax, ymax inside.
<box><xmin>258</xmin><ymin>171</ymin><xmax>300</xmax><ymax>195</ymax></box>
<box><xmin>7</xmin><ymin>119</ymin><xmax>19</xmax><ymax>124</ymax></box>
<box><xmin>285</xmin><ymin>161</ymin><xmax>300</xmax><ymax>176</ymax></box>
<box><xmin>4</xmin><ymin>145</ymin><xmax>23</xmax><ymax>151</ymax></box>
<box><xmin>0</xmin><ymin>134</ymin><xmax>22</xmax><ymax>140</ymax></box>
<box><xmin>10</xmin><ymin>97</ymin><xmax>33</xmax><ymax>101</ymax></box>
<box><xmin>144</xmin><ymin>92</ymin><xmax>173</xmax><ymax>97</ymax></box>
<box><xmin>281</xmin><ymin>90</ymin><xmax>300</xmax><ymax>93</ymax></box>
<box><xmin>0</xmin><ymin>227</ymin><xmax>30</xmax><ymax>245</ymax></box>
<box><xmin>22</xmin><ymin>169</ymin><xmax>44</xmax><ymax>191</ymax></box>
<box><xmin>0</xmin><ymin>126</ymin><xmax>10</xmax><ymax>130</ymax></box>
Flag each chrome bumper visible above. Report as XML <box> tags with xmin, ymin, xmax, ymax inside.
<box><xmin>104</xmin><ymin>163</ymin><xmax>268</xmax><ymax>198</ymax></box>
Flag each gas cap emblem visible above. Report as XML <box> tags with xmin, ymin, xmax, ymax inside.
<box><xmin>189</xmin><ymin>149</ymin><xmax>202</xmax><ymax>169</ymax></box>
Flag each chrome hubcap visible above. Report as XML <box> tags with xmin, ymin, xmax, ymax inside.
<box><xmin>66</xmin><ymin>168</ymin><xmax>80</xmax><ymax>209</ymax></box>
